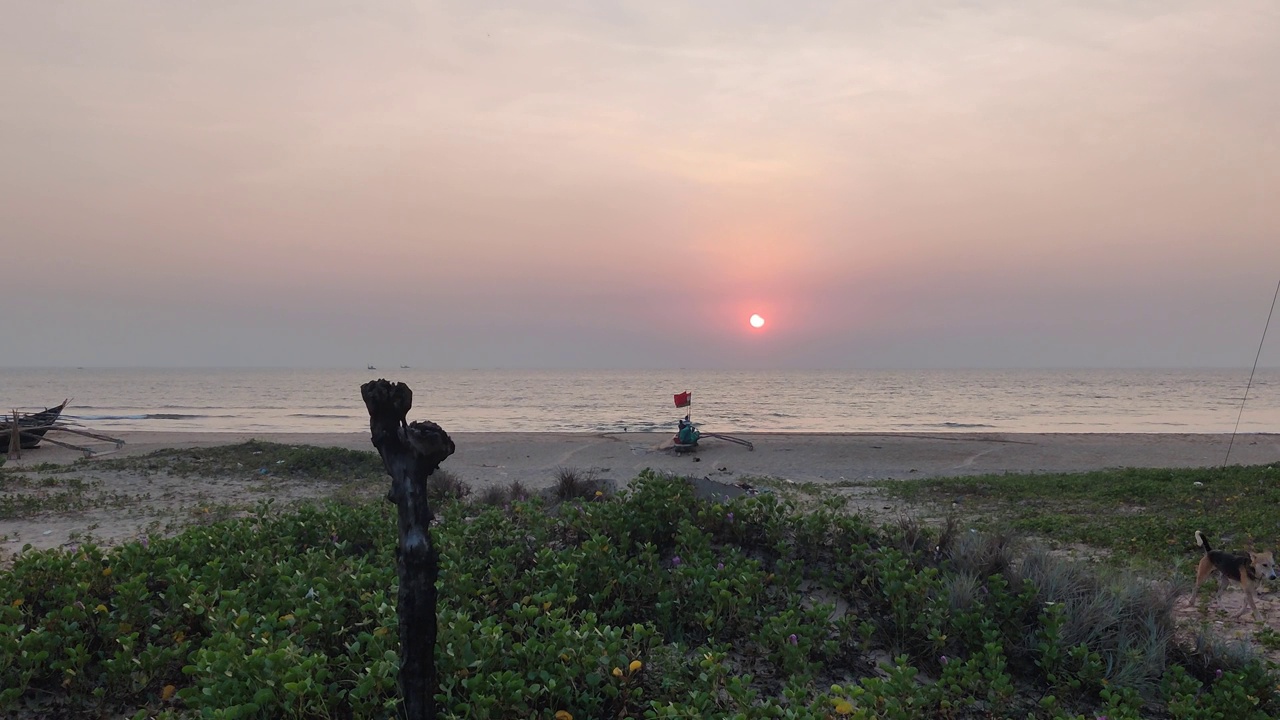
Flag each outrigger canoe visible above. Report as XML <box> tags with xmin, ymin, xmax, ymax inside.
<box><xmin>1</xmin><ymin>400</ymin><xmax>68</xmax><ymax>452</ymax></box>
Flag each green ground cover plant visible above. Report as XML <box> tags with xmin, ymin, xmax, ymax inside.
<box><xmin>0</xmin><ymin>442</ymin><xmax>385</xmax><ymax>521</ymax></box>
<box><xmin>0</xmin><ymin>470</ymin><xmax>146</xmax><ymax>520</ymax></box>
<box><xmin>876</xmin><ymin>463</ymin><xmax>1280</xmax><ymax>566</ymax></box>
<box><xmin>1</xmin><ymin>461</ymin><xmax>1277</xmax><ymax>719</ymax></box>
<box><xmin>88</xmin><ymin>440</ymin><xmax>387</xmax><ymax>483</ymax></box>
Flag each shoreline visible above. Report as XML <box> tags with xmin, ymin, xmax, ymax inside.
<box><xmin>10</xmin><ymin>430</ymin><xmax>1280</xmax><ymax>486</ymax></box>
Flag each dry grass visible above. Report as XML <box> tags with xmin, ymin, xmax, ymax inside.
<box><xmin>426</xmin><ymin>469</ymin><xmax>471</xmax><ymax>504</ymax></box>
<box><xmin>554</xmin><ymin>467</ymin><xmax>599</xmax><ymax>502</ymax></box>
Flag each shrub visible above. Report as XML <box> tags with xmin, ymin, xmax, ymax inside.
<box><xmin>2</xmin><ymin>471</ymin><xmax>1276</xmax><ymax>719</ymax></box>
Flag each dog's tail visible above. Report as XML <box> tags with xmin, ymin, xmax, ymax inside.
<box><xmin>1195</xmin><ymin>530</ymin><xmax>1212</xmax><ymax>553</ymax></box>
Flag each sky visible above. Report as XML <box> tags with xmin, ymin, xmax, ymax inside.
<box><xmin>2</xmin><ymin>0</ymin><xmax>1278</xmax><ymax>369</ymax></box>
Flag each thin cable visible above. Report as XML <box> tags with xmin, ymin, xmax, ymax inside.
<box><xmin>1224</xmin><ymin>277</ymin><xmax>1280</xmax><ymax>466</ymax></box>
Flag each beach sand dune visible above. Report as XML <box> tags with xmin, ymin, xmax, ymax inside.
<box><xmin>3</xmin><ymin>431</ymin><xmax>1278</xmax><ymax>560</ymax></box>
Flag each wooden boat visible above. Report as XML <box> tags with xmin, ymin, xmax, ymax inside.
<box><xmin>1</xmin><ymin>400</ymin><xmax>68</xmax><ymax>452</ymax></box>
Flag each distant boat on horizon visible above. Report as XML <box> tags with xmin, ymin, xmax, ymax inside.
<box><xmin>367</xmin><ymin>365</ymin><xmax>376</xmax><ymax>370</ymax></box>
<box><xmin>400</xmin><ymin>365</ymin><xmax>411</xmax><ymax>368</ymax></box>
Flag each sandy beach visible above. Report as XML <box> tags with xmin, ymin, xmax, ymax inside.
<box><xmin>4</xmin><ymin>430</ymin><xmax>1279</xmax><ymax>561</ymax></box>
<box><xmin>11</xmin><ymin>430</ymin><xmax>1280</xmax><ymax>484</ymax></box>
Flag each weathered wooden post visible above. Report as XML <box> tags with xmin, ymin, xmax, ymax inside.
<box><xmin>361</xmin><ymin>379</ymin><xmax>455</xmax><ymax>720</ymax></box>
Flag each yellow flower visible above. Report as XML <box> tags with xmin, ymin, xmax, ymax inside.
<box><xmin>559</xmin><ymin>653</ymin><xmax>570</xmax><ymax>662</ymax></box>
<box><xmin>612</xmin><ymin>667</ymin><xmax>623</xmax><ymax>678</ymax></box>
<box><xmin>161</xmin><ymin>684</ymin><xmax>176</xmax><ymax>701</ymax></box>
<box><xmin>629</xmin><ymin>660</ymin><xmax>642</xmax><ymax>673</ymax></box>
<box><xmin>594</xmin><ymin>491</ymin><xmax>603</xmax><ymax>497</ymax></box>
<box><xmin>95</xmin><ymin>604</ymin><xmax>107</xmax><ymax>613</ymax></box>
<box><xmin>834</xmin><ymin>699</ymin><xmax>854</xmax><ymax>715</ymax></box>
<box><xmin>542</xmin><ymin>601</ymin><xmax>552</xmax><ymax>612</ymax></box>
<box><xmin>555</xmin><ymin>712</ymin><xmax>573</xmax><ymax>720</ymax></box>
<box><xmin>173</xmin><ymin>631</ymin><xmax>186</xmax><ymax>643</ymax></box>
<box><xmin>101</xmin><ymin>567</ymin><xmax>112</xmax><ymax>577</ymax></box>
<box><xmin>10</xmin><ymin>598</ymin><xmax>22</xmax><ymax>608</ymax></box>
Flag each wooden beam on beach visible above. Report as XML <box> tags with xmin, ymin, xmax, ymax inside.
<box><xmin>47</xmin><ymin>425</ymin><xmax>127</xmax><ymax>448</ymax></box>
<box><xmin>361</xmin><ymin>379</ymin><xmax>455</xmax><ymax>720</ymax></box>
<box><xmin>702</xmin><ymin>432</ymin><xmax>755</xmax><ymax>451</ymax></box>
<box><xmin>22</xmin><ymin>434</ymin><xmax>97</xmax><ymax>458</ymax></box>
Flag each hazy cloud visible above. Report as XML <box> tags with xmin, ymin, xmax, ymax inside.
<box><xmin>3</xmin><ymin>0</ymin><xmax>1277</xmax><ymax>368</ymax></box>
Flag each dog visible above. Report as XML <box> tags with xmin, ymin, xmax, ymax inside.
<box><xmin>1191</xmin><ymin>530</ymin><xmax>1276</xmax><ymax>620</ymax></box>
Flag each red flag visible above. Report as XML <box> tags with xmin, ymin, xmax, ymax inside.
<box><xmin>674</xmin><ymin>391</ymin><xmax>692</xmax><ymax>408</ymax></box>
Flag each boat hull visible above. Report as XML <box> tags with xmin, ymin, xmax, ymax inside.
<box><xmin>0</xmin><ymin>402</ymin><xmax>67</xmax><ymax>452</ymax></box>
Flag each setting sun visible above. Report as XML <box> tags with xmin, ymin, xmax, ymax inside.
<box><xmin>749</xmin><ymin>314</ymin><xmax>765</xmax><ymax>329</ymax></box>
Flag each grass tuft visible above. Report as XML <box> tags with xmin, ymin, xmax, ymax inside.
<box><xmin>554</xmin><ymin>467</ymin><xmax>598</xmax><ymax>502</ymax></box>
<box><xmin>1017</xmin><ymin>546</ymin><xmax>1182</xmax><ymax>696</ymax></box>
<box><xmin>507</xmin><ymin>480</ymin><xmax>531</xmax><ymax>502</ymax></box>
<box><xmin>425</xmin><ymin>469</ymin><xmax>471</xmax><ymax>504</ymax></box>
<box><xmin>476</xmin><ymin>485</ymin><xmax>507</xmax><ymax>507</ymax></box>
<box><xmin>473</xmin><ymin>480</ymin><xmax>534</xmax><ymax>507</ymax></box>
<box><xmin>946</xmin><ymin>525</ymin><xmax>1017</xmax><ymax>579</ymax></box>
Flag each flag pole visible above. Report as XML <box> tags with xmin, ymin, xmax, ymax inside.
<box><xmin>674</xmin><ymin>390</ymin><xmax>692</xmax><ymax>430</ymax></box>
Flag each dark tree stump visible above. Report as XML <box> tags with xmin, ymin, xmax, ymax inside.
<box><xmin>361</xmin><ymin>380</ymin><xmax>455</xmax><ymax>720</ymax></box>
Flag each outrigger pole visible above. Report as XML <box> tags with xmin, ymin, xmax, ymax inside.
<box><xmin>701</xmin><ymin>432</ymin><xmax>754</xmax><ymax>451</ymax></box>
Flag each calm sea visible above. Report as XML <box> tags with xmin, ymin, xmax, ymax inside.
<box><xmin>2</xmin><ymin>368</ymin><xmax>1278</xmax><ymax>435</ymax></box>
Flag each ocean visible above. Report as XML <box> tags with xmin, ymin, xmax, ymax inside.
<box><xmin>2</xmin><ymin>368</ymin><xmax>1278</xmax><ymax>435</ymax></box>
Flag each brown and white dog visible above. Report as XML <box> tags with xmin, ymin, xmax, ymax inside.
<box><xmin>1191</xmin><ymin>530</ymin><xmax>1276</xmax><ymax>620</ymax></box>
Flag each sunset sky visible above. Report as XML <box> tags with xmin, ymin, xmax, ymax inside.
<box><xmin>3</xmin><ymin>1</ymin><xmax>1278</xmax><ymax>369</ymax></box>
